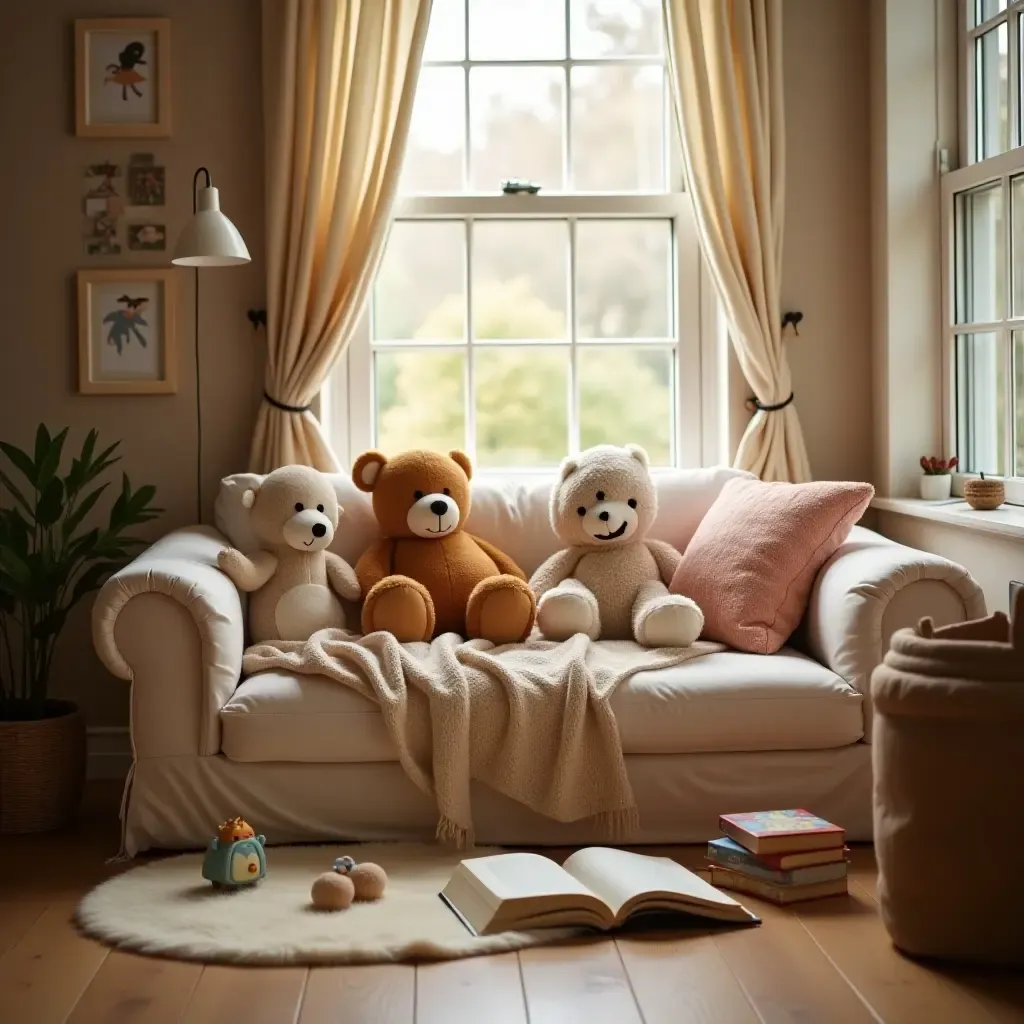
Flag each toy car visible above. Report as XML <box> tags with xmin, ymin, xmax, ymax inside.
<box><xmin>202</xmin><ymin>817</ymin><xmax>267</xmax><ymax>888</ymax></box>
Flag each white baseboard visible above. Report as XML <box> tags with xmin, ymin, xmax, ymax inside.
<box><xmin>87</xmin><ymin>725</ymin><xmax>132</xmax><ymax>781</ymax></box>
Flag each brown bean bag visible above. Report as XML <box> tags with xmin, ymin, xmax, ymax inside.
<box><xmin>871</xmin><ymin>594</ymin><xmax>1024</xmax><ymax>965</ymax></box>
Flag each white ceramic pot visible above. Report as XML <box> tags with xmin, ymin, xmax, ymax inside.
<box><xmin>919</xmin><ymin>474</ymin><xmax>952</xmax><ymax>500</ymax></box>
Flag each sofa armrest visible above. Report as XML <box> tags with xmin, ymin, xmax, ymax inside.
<box><xmin>92</xmin><ymin>526</ymin><xmax>244</xmax><ymax>757</ymax></box>
<box><xmin>802</xmin><ymin>526</ymin><xmax>985</xmax><ymax>740</ymax></box>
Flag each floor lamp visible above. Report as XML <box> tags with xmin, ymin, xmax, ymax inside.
<box><xmin>171</xmin><ymin>167</ymin><xmax>251</xmax><ymax>523</ymax></box>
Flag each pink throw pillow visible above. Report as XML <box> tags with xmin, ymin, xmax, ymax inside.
<box><xmin>670</xmin><ymin>478</ymin><xmax>874</xmax><ymax>654</ymax></box>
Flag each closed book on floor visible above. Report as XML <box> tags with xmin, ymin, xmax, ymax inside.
<box><xmin>719</xmin><ymin>809</ymin><xmax>845</xmax><ymax>855</ymax></box>
<box><xmin>707</xmin><ymin>838</ymin><xmax>849</xmax><ymax>885</ymax></box>
<box><xmin>707</xmin><ymin>865</ymin><xmax>848</xmax><ymax>904</ymax></box>
<box><xmin>439</xmin><ymin>848</ymin><xmax>760</xmax><ymax>936</ymax></box>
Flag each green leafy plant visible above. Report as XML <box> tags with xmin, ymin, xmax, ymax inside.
<box><xmin>0</xmin><ymin>425</ymin><xmax>161</xmax><ymax>720</ymax></box>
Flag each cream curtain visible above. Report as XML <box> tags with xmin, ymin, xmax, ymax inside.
<box><xmin>663</xmin><ymin>0</ymin><xmax>810</xmax><ymax>483</ymax></box>
<box><xmin>254</xmin><ymin>0</ymin><xmax>432</xmax><ymax>472</ymax></box>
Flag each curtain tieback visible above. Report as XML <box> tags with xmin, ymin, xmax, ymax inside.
<box><xmin>747</xmin><ymin>392</ymin><xmax>794</xmax><ymax>413</ymax></box>
<box><xmin>263</xmin><ymin>392</ymin><xmax>311</xmax><ymax>414</ymax></box>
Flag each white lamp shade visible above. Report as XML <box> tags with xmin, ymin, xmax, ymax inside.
<box><xmin>172</xmin><ymin>185</ymin><xmax>251</xmax><ymax>267</ymax></box>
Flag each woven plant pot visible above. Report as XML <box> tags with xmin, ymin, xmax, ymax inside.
<box><xmin>964</xmin><ymin>477</ymin><xmax>1005</xmax><ymax>510</ymax></box>
<box><xmin>0</xmin><ymin>700</ymin><xmax>86</xmax><ymax>834</ymax></box>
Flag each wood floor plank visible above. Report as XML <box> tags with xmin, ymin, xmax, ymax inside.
<box><xmin>710</xmin><ymin>896</ymin><xmax>879</xmax><ymax>1024</ymax></box>
<box><xmin>518</xmin><ymin>941</ymin><xmax>643</xmax><ymax>1024</ymax></box>
<box><xmin>181</xmin><ymin>965</ymin><xmax>308</xmax><ymax>1024</ymax></box>
<box><xmin>297</xmin><ymin>964</ymin><xmax>414</xmax><ymax>1024</ymax></box>
<box><xmin>616</xmin><ymin>931</ymin><xmax>761</xmax><ymax>1024</ymax></box>
<box><xmin>415</xmin><ymin>952</ymin><xmax>527</xmax><ymax>1024</ymax></box>
<box><xmin>795</xmin><ymin>884</ymin><xmax>1003</xmax><ymax>1023</ymax></box>
<box><xmin>0</xmin><ymin>898</ymin><xmax>47</xmax><ymax>957</ymax></box>
<box><xmin>0</xmin><ymin>900</ymin><xmax>109</xmax><ymax>1024</ymax></box>
<box><xmin>939</xmin><ymin>968</ymin><xmax>1024</xmax><ymax>1024</ymax></box>
<box><xmin>67</xmin><ymin>950</ymin><xmax>202</xmax><ymax>1024</ymax></box>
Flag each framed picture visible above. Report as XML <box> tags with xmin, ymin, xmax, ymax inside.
<box><xmin>75</xmin><ymin>19</ymin><xmax>171</xmax><ymax>137</ymax></box>
<box><xmin>77</xmin><ymin>269</ymin><xmax>177</xmax><ymax>394</ymax></box>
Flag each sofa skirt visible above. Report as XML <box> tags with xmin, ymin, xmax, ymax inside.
<box><xmin>118</xmin><ymin>744</ymin><xmax>872</xmax><ymax>856</ymax></box>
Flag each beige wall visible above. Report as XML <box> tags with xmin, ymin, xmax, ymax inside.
<box><xmin>0</xmin><ymin>0</ymin><xmax>875</xmax><ymax>730</ymax></box>
<box><xmin>0</xmin><ymin>0</ymin><xmax>265</xmax><ymax>726</ymax></box>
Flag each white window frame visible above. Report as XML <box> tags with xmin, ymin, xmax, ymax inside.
<box><xmin>325</xmin><ymin>7</ymin><xmax>724</xmax><ymax>475</ymax></box>
<box><xmin>944</xmin><ymin>0</ymin><xmax>1024</xmax><ymax>503</ymax></box>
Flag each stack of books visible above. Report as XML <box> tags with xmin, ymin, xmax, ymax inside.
<box><xmin>704</xmin><ymin>809</ymin><xmax>849</xmax><ymax>904</ymax></box>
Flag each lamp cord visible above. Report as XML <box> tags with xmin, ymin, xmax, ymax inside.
<box><xmin>192</xmin><ymin>167</ymin><xmax>210</xmax><ymax>525</ymax></box>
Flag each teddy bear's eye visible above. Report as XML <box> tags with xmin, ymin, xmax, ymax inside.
<box><xmin>294</xmin><ymin>502</ymin><xmax>304</xmax><ymax>512</ymax></box>
<box><xmin>577</xmin><ymin>506</ymin><xmax>587</xmax><ymax>517</ymax></box>
<box><xmin>316</xmin><ymin>504</ymin><xmax>324</xmax><ymax>513</ymax></box>
<box><xmin>414</xmin><ymin>490</ymin><xmax>424</xmax><ymax>501</ymax></box>
<box><xmin>596</xmin><ymin>491</ymin><xmax>605</xmax><ymax>501</ymax></box>
<box><xmin>628</xmin><ymin>498</ymin><xmax>637</xmax><ymax>509</ymax></box>
<box><xmin>443</xmin><ymin>488</ymin><xmax>450</xmax><ymax>496</ymax></box>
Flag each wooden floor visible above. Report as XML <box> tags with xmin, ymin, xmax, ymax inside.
<box><xmin>2</xmin><ymin>784</ymin><xmax>1023</xmax><ymax>1024</ymax></box>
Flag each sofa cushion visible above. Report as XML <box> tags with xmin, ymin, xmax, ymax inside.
<box><xmin>220</xmin><ymin>647</ymin><xmax>864</xmax><ymax>763</ymax></box>
<box><xmin>214</xmin><ymin>464</ymin><xmax>753</xmax><ymax>580</ymax></box>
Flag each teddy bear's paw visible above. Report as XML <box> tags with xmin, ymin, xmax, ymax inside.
<box><xmin>636</xmin><ymin>596</ymin><xmax>704</xmax><ymax>648</ymax></box>
<box><xmin>362</xmin><ymin>576</ymin><xmax>435</xmax><ymax>642</ymax></box>
<box><xmin>467</xmin><ymin>576</ymin><xmax>536</xmax><ymax>644</ymax></box>
<box><xmin>537</xmin><ymin>587</ymin><xmax>601</xmax><ymax>641</ymax></box>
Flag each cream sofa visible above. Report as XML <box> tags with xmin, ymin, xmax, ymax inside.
<box><xmin>93</xmin><ymin>466</ymin><xmax>985</xmax><ymax>856</ymax></box>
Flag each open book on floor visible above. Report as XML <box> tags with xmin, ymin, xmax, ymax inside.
<box><xmin>439</xmin><ymin>847</ymin><xmax>760</xmax><ymax>936</ymax></box>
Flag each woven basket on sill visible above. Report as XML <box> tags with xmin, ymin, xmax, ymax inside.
<box><xmin>0</xmin><ymin>700</ymin><xmax>86</xmax><ymax>834</ymax></box>
<box><xmin>964</xmin><ymin>478</ymin><xmax>1005</xmax><ymax>511</ymax></box>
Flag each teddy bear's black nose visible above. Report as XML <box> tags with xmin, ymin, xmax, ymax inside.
<box><xmin>430</xmin><ymin>499</ymin><xmax>448</xmax><ymax>516</ymax></box>
<box><xmin>598</xmin><ymin>511</ymin><xmax>610</xmax><ymax>522</ymax></box>
<box><xmin>312</xmin><ymin>523</ymin><xmax>327</xmax><ymax>538</ymax></box>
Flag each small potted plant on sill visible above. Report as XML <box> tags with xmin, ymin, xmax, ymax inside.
<box><xmin>0</xmin><ymin>425</ymin><xmax>161</xmax><ymax>834</ymax></box>
<box><xmin>919</xmin><ymin>455</ymin><xmax>958</xmax><ymax>500</ymax></box>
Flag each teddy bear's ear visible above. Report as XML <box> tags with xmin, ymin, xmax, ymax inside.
<box><xmin>558</xmin><ymin>456</ymin><xmax>578</xmax><ymax>482</ymax></box>
<box><xmin>241</xmin><ymin>485</ymin><xmax>259</xmax><ymax>509</ymax></box>
<box><xmin>625</xmin><ymin>444</ymin><xmax>649</xmax><ymax>470</ymax></box>
<box><xmin>449</xmin><ymin>449</ymin><xmax>473</xmax><ymax>481</ymax></box>
<box><xmin>353</xmin><ymin>451</ymin><xmax>388</xmax><ymax>492</ymax></box>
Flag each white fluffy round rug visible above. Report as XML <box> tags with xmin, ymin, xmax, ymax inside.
<box><xmin>76</xmin><ymin>842</ymin><xmax>583</xmax><ymax>965</ymax></box>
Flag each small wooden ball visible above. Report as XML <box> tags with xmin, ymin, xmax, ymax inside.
<box><xmin>350</xmin><ymin>862</ymin><xmax>388</xmax><ymax>901</ymax></box>
<box><xmin>311</xmin><ymin>871</ymin><xmax>354</xmax><ymax>911</ymax></box>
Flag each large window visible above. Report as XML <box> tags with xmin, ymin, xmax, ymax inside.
<box><xmin>328</xmin><ymin>0</ymin><xmax>708</xmax><ymax>471</ymax></box>
<box><xmin>946</xmin><ymin>0</ymin><xmax>1024</xmax><ymax>499</ymax></box>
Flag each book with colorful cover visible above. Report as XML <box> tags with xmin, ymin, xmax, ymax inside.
<box><xmin>706</xmin><ymin>864</ymin><xmax>848</xmax><ymax>905</ymax></box>
<box><xmin>719</xmin><ymin>809</ymin><xmax>845</xmax><ymax>856</ymax></box>
<box><xmin>706</xmin><ymin>838</ymin><xmax>848</xmax><ymax>886</ymax></box>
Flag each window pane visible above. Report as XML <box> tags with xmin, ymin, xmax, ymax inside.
<box><xmin>470</xmin><ymin>67</ymin><xmax>565</xmax><ymax>191</ymax></box>
<box><xmin>1015</xmin><ymin>331</ymin><xmax>1024</xmax><ymax>474</ymax></box>
<box><xmin>575</xmin><ymin>220</ymin><xmax>671</xmax><ymax>338</ymax></box>
<box><xmin>956</xmin><ymin>332</ymin><xmax>1007</xmax><ymax>475</ymax></box>
<box><xmin>579</xmin><ymin>346</ymin><xmax>673</xmax><ymax>465</ymax></box>
<box><xmin>400</xmin><ymin>68</ymin><xmax>465</xmax><ymax>195</ymax></box>
<box><xmin>374</xmin><ymin>222</ymin><xmax>465</xmax><ymax>341</ymax></box>
<box><xmin>474</xmin><ymin>347</ymin><xmax>569</xmax><ymax>467</ymax></box>
<box><xmin>468</xmin><ymin>0</ymin><xmax>566</xmax><ymax>59</ymax></box>
<box><xmin>423</xmin><ymin>0</ymin><xmax>465</xmax><ymax>60</ymax></box>
<box><xmin>955</xmin><ymin>181</ymin><xmax>1004</xmax><ymax>324</ymax></box>
<box><xmin>472</xmin><ymin>221</ymin><xmax>568</xmax><ymax>339</ymax></box>
<box><xmin>1012</xmin><ymin>175</ymin><xmax>1024</xmax><ymax>317</ymax></box>
<box><xmin>570</xmin><ymin>0</ymin><xmax>663</xmax><ymax>57</ymax></box>
<box><xmin>376</xmin><ymin>350</ymin><xmax>466</xmax><ymax>454</ymax></box>
<box><xmin>976</xmin><ymin>23</ymin><xmax>1009</xmax><ymax>159</ymax></box>
<box><xmin>973</xmin><ymin>0</ymin><xmax>1008</xmax><ymax>28</ymax></box>
<box><xmin>571</xmin><ymin>65</ymin><xmax>665</xmax><ymax>191</ymax></box>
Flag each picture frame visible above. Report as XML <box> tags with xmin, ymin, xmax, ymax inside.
<box><xmin>77</xmin><ymin>269</ymin><xmax>177</xmax><ymax>395</ymax></box>
<box><xmin>75</xmin><ymin>18</ymin><xmax>171</xmax><ymax>138</ymax></box>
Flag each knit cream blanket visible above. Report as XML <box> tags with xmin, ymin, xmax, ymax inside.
<box><xmin>242</xmin><ymin>630</ymin><xmax>723</xmax><ymax>846</ymax></box>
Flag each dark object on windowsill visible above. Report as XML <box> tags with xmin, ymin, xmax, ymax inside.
<box><xmin>781</xmin><ymin>311</ymin><xmax>803</xmax><ymax>335</ymax></box>
<box><xmin>248</xmin><ymin>308</ymin><xmax>267</xmax><ymax>330</ymax></box>
<box><xmin>501</xmin><ymin>179</ymin><xmax>541</xmax><ymax>195</ymax></box>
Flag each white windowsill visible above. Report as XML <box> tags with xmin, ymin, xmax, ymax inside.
<box><xmin>871</xmin><ymin>497</ymin><xmax>1024</xmax><ymax>541</ymax></box>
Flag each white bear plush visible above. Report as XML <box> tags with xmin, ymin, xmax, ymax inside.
<box><xmin>530</xmin><ymin>444</ymin><xmax>704</xmax><ymax>646</ymax></box>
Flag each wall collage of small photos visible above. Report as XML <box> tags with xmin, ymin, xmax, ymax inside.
<box><xmin>83</xmin><ymin>154</ymin><xmax>166</xmax><ymax>257</ymax></box>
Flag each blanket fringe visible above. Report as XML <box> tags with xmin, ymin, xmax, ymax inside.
<box><xmin>593</xmin><ymin>805</ymin><xmax>641</xmax><ymax>842</ymax></box>
<box><xmin>436</xmin><ymin>815</ymin><xmax>475</xmax><ymax>850</ymax></box>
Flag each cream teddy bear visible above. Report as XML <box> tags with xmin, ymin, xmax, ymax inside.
<box><xmin>217</xmin><ymin>465</ymin><xmax>360</xmax><ymax>643</ymax></box>
<box><xmin>530</xmin><ymin>444</ymin><xmax>704</xmax><ymax>646</ymax></box>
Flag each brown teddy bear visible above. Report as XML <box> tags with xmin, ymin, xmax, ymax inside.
<box><xmin>352</xmin><ymin>448</ymin><xmax>536</xmax><ymax>644</ymax></box>
<box><xmin>217</xmin><ymin>465</ymin><xmax>360</xmax><ymax>643</ymax></box>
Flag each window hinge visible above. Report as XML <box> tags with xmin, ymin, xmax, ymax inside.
<box><xmin>936</xmin><ymin>144</ymin><xmax>950</xmax><ymax>175</ymax></box>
